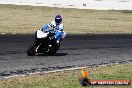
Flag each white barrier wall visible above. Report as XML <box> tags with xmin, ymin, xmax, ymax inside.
<box><xmin>0</xmin><ymin>0</ymin><xmax>132</xmax><ymax>10</ymax></box>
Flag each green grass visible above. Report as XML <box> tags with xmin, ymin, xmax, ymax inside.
<box><xmin>0</xmin><ymin>4</ymin><xmax>132</xmax><ymax>34</ymax></box>
<box><xmin>0</xmin><ymin>63</ymin><xmax>132</xmax><ymax>88</ymax></box>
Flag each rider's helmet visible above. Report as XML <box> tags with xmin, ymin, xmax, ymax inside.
<box><xmin>55</xmin><ymin>15</ymin><xmax>62</xmax><ymax>24</ymax></box>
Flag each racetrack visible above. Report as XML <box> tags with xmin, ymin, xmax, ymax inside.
<box><xmin>0</xmin><ymin>34</ymin><xmax>132</xmax><ymax>79</ymax></box>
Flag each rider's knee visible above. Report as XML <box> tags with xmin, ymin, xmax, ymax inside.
<box><xmin>62</xmin><ymin>32</ymin><xmax>66</xmax><ymax>38</ymax></box>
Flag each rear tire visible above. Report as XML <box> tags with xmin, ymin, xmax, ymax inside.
<box><xmin>47</xmin><ymin>43</ymin><xmax>60</xmax><ymax>56</ymax></box>
<box><xmin>27</xmin><ymin>42</ymin><xmax>39</xmax><ymax>56</ymax></box>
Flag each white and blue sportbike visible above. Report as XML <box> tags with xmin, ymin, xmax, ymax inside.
<box><xmin>27</xmin><ymin>15</ymin><xmax>66</xmax><ymax>56</ymax></box>
<box><xmin>27</xmin><ymin>29</ymin><xmax>61</xmax><ymax>56</ymax></box>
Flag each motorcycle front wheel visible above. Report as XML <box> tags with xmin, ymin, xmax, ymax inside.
<box><xmin>27</xmin><ymin>41</ymin><xmax>39</xmax><ymax>56</ymax></box>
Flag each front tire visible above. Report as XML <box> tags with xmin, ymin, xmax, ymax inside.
<box><xmin>27</xmin><ymin>42</ymin><xmax>39</xmax><ymax>56</ymax></box>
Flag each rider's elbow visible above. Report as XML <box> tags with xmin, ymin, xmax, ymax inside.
<box><xmin>42</xmin><ymin>24</ymin><xmax>50</xmax><ymax>30</ymax></box>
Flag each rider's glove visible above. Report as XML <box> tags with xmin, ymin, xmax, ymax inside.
<box><xmin>44</xmin><ymin>29</ymin><xmax>49</xmax><ymax>32</ymax></box>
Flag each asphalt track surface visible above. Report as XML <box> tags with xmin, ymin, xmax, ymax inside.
<box><xmin>0</xmin><ymin>34</ymin><xmax>132</xmax><ymax>79</ymax></box>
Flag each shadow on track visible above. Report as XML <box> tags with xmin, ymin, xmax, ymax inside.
<box><xmin>1</xmin><ymin>33</ymin><xmax>132</xmax><ymax>55</ymax></box>
<box><xmin>1</xmin><ymin>33</ymin><xmax>132</xmax><ymax>42</ymax></box>
<box><xmin>36</xmin><ymin>53</ymin><xmax>68</xmax><ymax>56</ymax></box>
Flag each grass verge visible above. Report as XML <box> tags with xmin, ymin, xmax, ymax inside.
<box><xmin>0</xmin><ymin>63</ymin><xmax>132</xmax><ymax>88</ymax></box>
<box><xmin>0</xmin><ymin>4</ymin><xmax>132</xmax><ymax>34</ymax></box>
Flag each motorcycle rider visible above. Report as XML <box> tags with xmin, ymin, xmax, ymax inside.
<box><xmin>40</xmin><ymin>15</ymin><xmax>66</xmax><ymax>44</ymax></box>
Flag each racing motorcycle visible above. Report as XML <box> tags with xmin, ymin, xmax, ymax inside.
<box><xmin>27</xmin><ymin>29</ymin><xmax>60</xmax><ymax>56</ymax></box>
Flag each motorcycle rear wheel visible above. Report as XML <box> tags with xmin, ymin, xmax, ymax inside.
<box><xmin>47</xmin><ymin>43</ymin><xmax>60</xmax><ymax>56</ymax></box>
